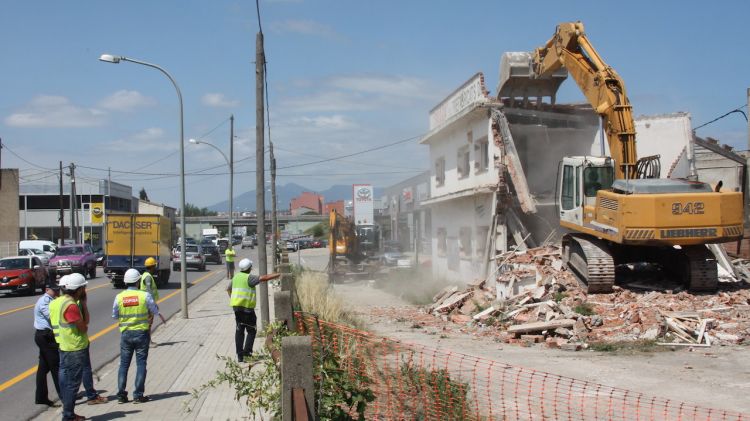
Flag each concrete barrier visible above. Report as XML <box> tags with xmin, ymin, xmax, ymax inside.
<box><xmin>281</xmin><ymin>336</ymin><xmax>314</xmax><ymax>421</ymax></box>
<box><xmin>274</xmin><ymin>290</ymin><xmax>295</xmax><ymax>332</ymax></box>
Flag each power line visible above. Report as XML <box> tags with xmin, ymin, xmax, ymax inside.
<box><xmin>273</xmin><ymin>144</ymin><xmax>423</xmax><ymax>170</ymax></box>
<box><xmin>694</xmin><ymin>104</ymin><xmax>748</xmax><ymax>131</ymax></box>
<box><xmin>0</xmin><ymin>141</ymin><xmax>56</xmax><ymax>171</ymax></box>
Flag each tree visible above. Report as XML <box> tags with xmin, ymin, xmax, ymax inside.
<box><xmin>139</xmin><ymin>188</ymin><xmax>149</xmax><ymax>201</ymax></box>
<box><xmin>184</xmin><ymin>203</ymin><xmax>218</xmax><ymax>217</ymax></box>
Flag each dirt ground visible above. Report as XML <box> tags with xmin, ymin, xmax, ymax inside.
<box><xmin>331</xmin><ymin>278</ymin><xmax>750</xmax><ymax>414</ymax></box>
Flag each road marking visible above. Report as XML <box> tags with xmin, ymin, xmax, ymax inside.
<box><xmin>0</xmin><ymin>270</ymin><xmax>221</xmax><ymax>392</ymax></box>
<box><xmin>0</xmin><ymin>283</ymin><xmax>110</xmax><ymax>317</ymax></box>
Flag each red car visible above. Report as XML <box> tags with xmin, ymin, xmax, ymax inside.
<box><xmin>0</xmin><ymin>255</ymin><xmax>48</xmax><ymax>295</ymax></box>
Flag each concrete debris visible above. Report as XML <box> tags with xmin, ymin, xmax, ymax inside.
<box><xmin>423</xmin><ymin>245</ymin><xmax>750</xmax><ymax>350</ymax></box>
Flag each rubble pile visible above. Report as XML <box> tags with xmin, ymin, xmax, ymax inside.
<box><xmin>425</xmin><ymin>245</ymin><xmax>750</xmax><ymax>350</ymax></box>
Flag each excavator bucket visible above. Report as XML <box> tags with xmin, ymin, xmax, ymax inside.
<box><xmin>496</xmin><ymin>52</ymin><xmax>567</xmax><ymax>103</ymax></box>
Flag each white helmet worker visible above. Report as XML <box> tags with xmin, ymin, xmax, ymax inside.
<box><xmin>238</xmin><ymin>258</ymin><xmax>253</xmax><ymax>271</ymax></box>
<box><xmin>61</xmin><ymin>273</ymin><xmax>88</xmax><ymax>291</ymax></box>
<box><xmin>124</xmin><ymin>268</ymin><xmax>141</xmax><ymax>284</ymax></box>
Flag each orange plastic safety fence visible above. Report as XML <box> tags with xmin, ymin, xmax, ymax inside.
<box><xmin>295</xmin><ymin>312</ymin><xmax>748</xmax><ymax>421</ymax></box>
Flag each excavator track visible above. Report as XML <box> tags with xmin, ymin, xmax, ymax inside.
<box><xmin>562</xmin><ymin>235</ymin><xmax>615</xmax><ymax>293</ymax></box>
<box><xmin>683</xmin><ymin>246</ymin><xmax>718</xmax><ymax>292</ymax></box>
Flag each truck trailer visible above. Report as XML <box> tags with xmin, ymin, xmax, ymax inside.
<box><xmin>104</xmin><ymin>214</ymin><xmax>172</xmax><ymax>288</ymax></box>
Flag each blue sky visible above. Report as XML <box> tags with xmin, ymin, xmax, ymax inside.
<box><xmin>1</xmin><ymin>1</ymin><xmax>748</xmax><ymax>208</ymax></box>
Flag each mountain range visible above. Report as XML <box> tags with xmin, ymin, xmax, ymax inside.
<box><xmin>206</xmin><ymin>183</ymin><xmax>383</xmax><ymax>212</ymax></box>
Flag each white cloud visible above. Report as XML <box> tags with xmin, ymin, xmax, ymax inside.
<box><xmin>99</xmin><ymin>127</ymin><xmax>175</xmax><ymax>153</ymax></box>
<box><xmin>270</xmin><ymin>19</ymin><xmax>345</xmax><ymax>41</ymax></box>
<box><xmin>293</xmin><ymin>115</ymin><xmax>357</xmax><ymax>130</ymax></box>
<box><xmin>202</xmin><ymin>93</ymin><xmax>240</xmax><ymax>108</ymax></box>
<box><xmin>98</xmin><ymin>90</ymin><xmax>157</xmax><ymax>111</ymax></box>
<box><xmin>5</xmin><ymin>95</ymin><xmax>105</xmax><ymax>128</ymax></box>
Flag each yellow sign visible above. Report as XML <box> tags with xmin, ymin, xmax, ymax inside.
<box><xmin>91</xmin><ymin>202</ymin><xmax>105</xmax><ymax>224</ymax></box>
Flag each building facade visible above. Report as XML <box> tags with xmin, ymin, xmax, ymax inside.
<box><xmin>0</xmin><ymin>169</ymin><xmax>20</xmax><ymax>246</ymax></box>
<box><xmin>19</xmin><ymin>179</ymin><xmax>133</xmax><ymax>249</ymax></box>
<box><xmin>323</xmin><ymin>200</ymin><xmax>345</xmax><ymax>216</ymax></box>
<box><xmin>380</xmin><ymin>171</ymin><xmax>430</xmax><ymax>253</ymax></box>
<box><xmin>290</xmin><ymin>192</ymin><xmax>323</xmax><ymax>215</ymax></box>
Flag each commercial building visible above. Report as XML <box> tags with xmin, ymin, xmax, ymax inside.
<box><xmin>19</xmin><ymin>179</ymin><xmax>133</xmax><ymax>249</ymax></box>
<box><xmin>0</xmin><ymin>169</ymin><xmax>20</xmax><ymax>253</ymax></box>
<box><xmin>380</xmin><ymin>171</ymin><xmax>430</xmax><ymax>253</ymax></box>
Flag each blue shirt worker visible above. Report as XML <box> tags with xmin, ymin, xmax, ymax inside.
<box><xmin>34</xmin><ymin>282</ymin><xmax>61</xmax><ymax>407</ymax></box>
<box><xmin>226</xmin><ymin>258</ymin><xmax>280</xmax><ymax>362</ymax></box>
<box><xmin>112</xmin><ymin>268</ymin><xmax>159</xmax><ymax>404</ymax></box>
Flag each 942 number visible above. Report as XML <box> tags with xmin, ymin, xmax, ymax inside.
<box><xmin>671</xmin><ymin>202</ymin><xmax>704</xmax><ymax>215</ymax></box>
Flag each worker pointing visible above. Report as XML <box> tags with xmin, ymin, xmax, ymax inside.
<box><xmin>227</xmin><ymin>258</ymin><xmax>280</xmax><ymax>362</ymax></box>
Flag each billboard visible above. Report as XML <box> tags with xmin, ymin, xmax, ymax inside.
<box><xmin>352</xmin><ymin>184</ymin><xmax>374</xmax><ymax>225</ymax></box>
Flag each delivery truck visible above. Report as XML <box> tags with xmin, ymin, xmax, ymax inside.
<box><xmin>104</xmin><ymin>214</ymin><xmax>172</xmax><ymax>288</ymax></box>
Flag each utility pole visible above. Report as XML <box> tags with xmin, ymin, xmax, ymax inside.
<box><xmin>255</xmin><ymin>31</ymin><xmax>269</xmax><ymax>327</ymax></box>
<box><xmin>229</xmin><ymin>114</ymin><xmax>234</xmax><ymax>245</ymax></box>
<box><xmin>59</xmin><ymin>161</ymin><xmax>65</xmax><ymax>245</ymax></box>
<box><xmin>69</xmin><ymin>163</ymin><xmax>76</xmax><ymax>243</ymax></box>
<box><xmin>270</xmin><ymin>141</ymin><xmax>278</xmax><ymax>271</ymax></box>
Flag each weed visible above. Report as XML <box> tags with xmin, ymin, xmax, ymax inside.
<box><xmin>573</xmin><ymin>303</ymin><xmax>595</xmax><ymax>316</ymax></box>
<box><xmin>589</xmin><ymin>340</ymin><xmax>661</xmax><ymax>354</ymax></box>
<box><xmin>296</xmin><ymin>271</ymin><xmax>363</xmax><ymax>328</ymax></box>
<box><xmin>553</xmin><ymin>292</ymin><xmax>568</xmax><ymax>303</ymax></box>
<box><xmin>395</xmin><ymin>357</ymin><xmax>475</xmax><ymax>420</ymax></box>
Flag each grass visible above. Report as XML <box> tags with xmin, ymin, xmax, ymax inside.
<box><xmin>573</xmin><ymin>303</ymin><xmax>596</xmax><ymax>316</ymax></box>
<box><xmin>295</xmin><ymin>271</ymin><xmax>363</xmax><ymax>328</ymax></box>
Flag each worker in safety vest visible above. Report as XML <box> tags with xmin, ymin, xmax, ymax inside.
<box><xmin>112</xmin><ymin>268</ymin><xmax>160</xmax><ymax>404</ymax></box>
<box><xmin>226</xmin><ymin>258</ymin><xmax>280</xmax><ymax>361</ymax></box>
<box><xmin>140</xmin><ymin>257</ymin><xmax>159</xmax><ymax>301</ymax></box>
<box><xmin>225</xmin><ymin>245</ymin><xmax>236</xmax><ymax>279</ymax></box>
<box><xmin>50</xmin><ymin>273</ymin><xmax>89</xmax><ymax>421</ymax></box>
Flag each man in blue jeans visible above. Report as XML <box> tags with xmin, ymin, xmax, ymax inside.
<box><xmin>112</xmin><ymin>268</ymin><xmax>160</xmax><ymax>404</ymax></box>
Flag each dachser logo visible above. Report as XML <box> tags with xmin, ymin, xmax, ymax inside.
<box><xmin>112</xmin><ymin>221</ymin><xmax>153</xmax><ymax>230</ymax></box>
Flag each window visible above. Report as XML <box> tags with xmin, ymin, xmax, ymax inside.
<box><xmin>435</xmin><ymin>157</ymin><xmax>445</xmax><ymax>187</ymax></box>
<box><xmin>474</xmin><ymin>136</ymin><xmax>489</xmax><ymax>173</ymax></box>
<box><xmin>436</xmin><ymin>228</ymin><xmax>447</xmax><ymax>256</ymax></box>
<box><xmin>459</xmin><ymin>227</ymin><xmax>472</xmax><ymax>259</ymax></box>
<box><xmin>583</xmin><ymin>166</ymin><xmax>614</xmax><ymax>197</ymax></box>
<box><xmin>476</xmin><ymin>226</ymin><xmax>489</xmax><ymax>256</ymax></box>
<box><xmin>457</xmin><ymin>146</ymin><xmax>470</xmax><ymax>179</ymax></box>
<box><xmin>561</xmin><ymin>165</ymin><xmax>575</xmax><ymax>210</ymax></box>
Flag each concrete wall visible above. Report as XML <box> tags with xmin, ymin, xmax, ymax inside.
<box><xmin>430</xmin><ymin>193</ymin><xmax>493</xmax><ymax>283</ymax></box>
<box><xmin>0</xmin><ymin>169</ymin><xmax>20</xmax><ymax>243</ymax></box>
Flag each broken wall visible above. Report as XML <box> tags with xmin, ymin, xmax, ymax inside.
<box><xmin>503</xmin><ymin>108</ymin><xmax>599</xmax><ymax>244</ymax></box>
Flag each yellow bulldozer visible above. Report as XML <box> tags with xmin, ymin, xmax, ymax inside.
<box><xmin>500</xmin><ymin>22</ymin><xmax>744</xmax><ymax>292</ymax></box>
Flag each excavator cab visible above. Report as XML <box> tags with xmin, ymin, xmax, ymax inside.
<box><xmin>558</xmin><ymin>156</ymin><xmax>614</xmax><ymax>226</ymax></box>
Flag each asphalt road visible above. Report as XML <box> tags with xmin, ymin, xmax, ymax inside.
<box><xmin>0</xmin><ymin>247</ymin><xmax>258</xmax><ymax>421</ymax></box>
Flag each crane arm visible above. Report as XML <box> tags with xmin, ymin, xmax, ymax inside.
<box><xmin>532</xmin><ymin>22</ymin><xmax>638</xmax><ymax>179</ymax></box>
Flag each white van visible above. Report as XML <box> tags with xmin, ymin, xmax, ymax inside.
<box><xmin>19</xmin><ymin>240</ymin><xmax>57</xmax><ymax>257</ymax></box>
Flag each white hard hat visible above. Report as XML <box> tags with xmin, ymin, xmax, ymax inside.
<box><xmin>238</xmin><ymin>258</ymin><xmax>253</xmax><ymax>271</ymax></box>
<box><xmin>61</xmin><ymin>273</ymin><xmax>88</xmax><ymax>290</ymax></box>
<box><xmin>124</xmin><ymin>268</ymin><xmax>141</xmax><ymax>284</ymax></box>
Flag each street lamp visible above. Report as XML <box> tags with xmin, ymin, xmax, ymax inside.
<box><xmin>188</xmin><ymin>137</ymin><xmax>233</xmax><ymax>245</ymax></box>
<box><xmin>99</xmin><ymin>53</ymin><xmax>189</xmax><ymax>319</ymax></box>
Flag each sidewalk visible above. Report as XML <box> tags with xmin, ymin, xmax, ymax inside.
<box><xmin>35</xmin><ymin>272</ymin><xmax>276</xmax><ymax>421</ymax></box>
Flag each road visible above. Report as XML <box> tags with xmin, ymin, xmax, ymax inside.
<box><xmin>0</xmin><ymin>247</ymin><xmax>258</xmax><ymax>421</ymax></box>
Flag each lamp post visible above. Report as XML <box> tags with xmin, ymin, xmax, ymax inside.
<box><xmin>188</xmin><ymin>137</ymin><xmax>233</xmax><ymax>247</ymax></box>
<box><xmin>99</xmin><ymin>54</ymin><xmax>189</xmax><ymax>319</ymax></box>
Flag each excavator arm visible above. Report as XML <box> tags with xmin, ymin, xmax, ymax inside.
<box><xmin>531</xmin><ymin>22</ymin><xmax>639</xmax><ymax>180</ymax></box>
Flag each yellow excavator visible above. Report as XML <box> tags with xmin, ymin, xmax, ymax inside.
<box><xmin>327</xmin><ymin>209</ymin><xmax>381</xmax><ymax>281</ymax></box>
<box><xmin>501</xmin><ymin>22</ymin><xmax>744</xmax><ymax>292</ymax></box>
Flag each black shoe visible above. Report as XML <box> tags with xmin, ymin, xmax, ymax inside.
<box><xmin>36</xmin><ymin>399</ymin><xmax>61</xmax><ymax>407</ymax></box>
<box><xmin>117</xmin><ymin>395</ymin><xmax>129</xmax><ymax>404</ymax></box>
<box><xmin>132</xmin><ymin>396</ymin><xmax>150</xmax><ymax>404</ymax></box>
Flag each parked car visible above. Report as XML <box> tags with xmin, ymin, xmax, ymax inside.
<box><xmin>251</xmin><ymin>235</ymin><xmax>258</xmax><ymax>246</ymax></box>
<box><xmin>241</xmin><ymin>236</ymin><xmax>255</xmax><ymax>249</ymax></box>
<box><xmin>19</xmin><ymin>240</ymin><xmax>57</xmax><ymax>257</ymax></box>
<box><xmin>201</xmin><ymin>244</ymin><xmax>222</xmax><ymax>265</ymax></box>
<box><xmin>48</xmin><ymin>244</ymin><xmax>97</xmax><ymax>279</ymax></box>
<box><xmin>0</xmin><ymin>255</ymin><xmax>48</xmax><ymax>295</ymax></box>
<box><xmin>381</xmin><ymin>241</ymin><xmax>412</xmax><ymax>268</ymax></box>
<box><xmin>18</xmin><ymin>248</ymin><xmax>50</xmax><ymax>266</ymax></box>
<box><xmin>285</xmin><ymin>240</ymin><xmax>299</xmax><ymax>252</ymax></box>
<box><xmin>297</xmin><ymin>239</ymin><xmax>313</xmax><ymax>249</ymax></box>
<box><xmin>232</xmin><ymin>235</ymin><xmax>242</xmax><ymax>246</ymax></box>
<box><xmin>172</xmin><ymin>244</ymin><xmax>206</xmax><ymax>271</ymax></box>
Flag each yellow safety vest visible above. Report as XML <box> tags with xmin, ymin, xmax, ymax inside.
<box><xmin>229</xmin><ymin>272</ymin><xmax>256</xmax><ymax>309</ymax></box>
<box><xmin>50</xmin><ymin>296</ymin><xmax>89</xmax><ymax>352</ymax></box>
<box><xmin>116</xmin><ymin>290</ymin><xmax>150</xmax><ymax>332</ymax></box>
<box><xmin>140</xmin><ymin>272</ymin><xmax>159</xmax><ymax>301</ymax></box>
<box><xmin>225</xmin><ymin>248</ymin><xmax>236</xmax><ymax>263</ymax></box>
